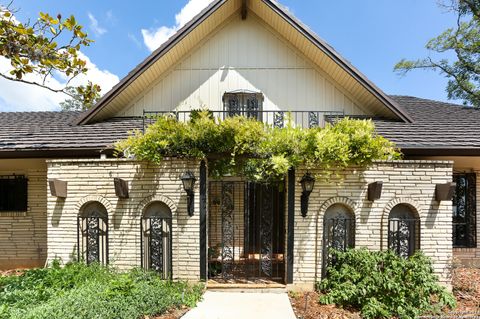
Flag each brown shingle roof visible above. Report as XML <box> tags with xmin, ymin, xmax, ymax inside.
<box><xmin>1</xmin><ymin>95</ymin><xmax>479</xmax><ymax>157</ymax></box>
<box><xmin>0</xmin><ymin>111</ymin><xmax>142</xmax><ymax>157</ymax></box>
<box><xmin>374</xmin><ymin>96</ymin><xmax>480</xmax><ymax>154</ymax></box>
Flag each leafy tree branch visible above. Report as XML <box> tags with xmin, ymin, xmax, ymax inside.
<box><xmin>0</xmin><ymin>2</ymin><xmax>101</xmax><ymax>109</ymax></box>
<box><xmin>395</xmin><ymin>0</ymin><xmax>480</xmax><ymax>106</ymax></box>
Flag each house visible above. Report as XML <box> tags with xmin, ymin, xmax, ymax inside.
<box><xmin>0</xmin><ymin>0</ymin><xmax>477</xmax><ymax>291</ymax></box>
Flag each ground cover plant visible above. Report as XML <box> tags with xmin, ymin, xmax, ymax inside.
<box><xmin>317</xmin><ymin>249</ymin><xmax>456</xmax><ymax>319</ymax></box>
<box><xmin>0</xmin><ymin>261</ymin><xmax>203</xmax><ymax>319</ymax></box>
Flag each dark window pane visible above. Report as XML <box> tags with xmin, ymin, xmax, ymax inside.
<box><xmin>0</xmin><ymin>176</ymin><xmax>28</xmax><ymax>212</ymax></box>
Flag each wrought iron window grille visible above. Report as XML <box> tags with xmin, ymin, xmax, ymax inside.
<box><xmin>77</xmin><ymin>203</ymin><xmax>108</xmax><ymax>265</ymax></box>
<box><xmin>140</xmin><ymin>202</ymin><xmax>173</xmax><ymax>279</ymax></box>
<box><xmin>453</xmin><ymin>173</ymin><xmax>477</xmax><ymax>248</ymax></box>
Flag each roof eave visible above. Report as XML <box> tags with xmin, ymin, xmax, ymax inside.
<box><xmin>0</xmin><ymin>147</ymin><xmax>114</xmax><ymax>159</ymax></box>
<box><xmin>76</xmin><ymin>0</ymin><xmax>414</xmax><ymax>125</ymax></box>
<box><xmin>74</xmin><ymin>0</ymin><xmax>227</xmax><ymax>126</ymax></box>
<box><xmin>402</xmin><ymin>147</ymin><xmax>480</xmax><ymax>156</ymax></box>
<box><xmin>262</xmin><ymin>0</ymin><xmax>414</xmax><ymax>123</ymax></box>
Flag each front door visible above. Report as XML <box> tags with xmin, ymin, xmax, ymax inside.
<box><xmin>208</xmin><ymin>181</ymin><xmax>285</xmax><ymax>283</ymax></box>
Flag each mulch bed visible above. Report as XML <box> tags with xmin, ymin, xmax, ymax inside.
<box><xmin>0</xmin><ymin>269</ymin><xmax>24</xmax><ymax>277</ymax></box>
<box><xmin>452</xmin><ymin>267</ymin><xmax>480</xmax><ymax>311</ymax></box>
<box><xmin>290</xmin><ymin>291</ymin><xmax>360</xmax><ymax>319</ymax></box>
<box><xmin>289</xmin><ymin>267</ymin><xmax>480</xmax><ymax>319</ymax></box>
<box><xmin>148</xmin><ymin>306</ymin><xmax>189</xmax><ymax>319</ymax></box>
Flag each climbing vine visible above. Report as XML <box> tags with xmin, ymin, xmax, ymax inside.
<box><xmin>115</xmin><ymin>111</ymin><xmax>401</xmax><ymax>182</ymax></box>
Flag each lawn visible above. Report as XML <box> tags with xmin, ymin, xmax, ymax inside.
<box><xmin>0</xmin><ymin>261</ymin><xmax>203</xmax><ymax>319</ymax></box>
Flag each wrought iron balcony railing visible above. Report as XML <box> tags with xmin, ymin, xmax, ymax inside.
<box><xmin>142</xmin><ymin>110</ymin><xmax>344</xmax><ymax>132</ymax></box>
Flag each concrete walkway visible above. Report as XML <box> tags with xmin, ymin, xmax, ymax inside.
<box><xmin>182</xmin><ymin>291</ymin><xmax>297</xmax><ymax>319</ymax></box>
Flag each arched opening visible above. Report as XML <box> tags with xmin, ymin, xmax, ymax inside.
<box><xmin>77</xmin><ymin>201</ymin><xmax>108</xmax><ymax>265</ymax></box>
<box><xmin>141</xmin><ymin>201</ymin><xmax>173</xmax><ymax>279</ymax></box>
<box><xmin>388</xmin><ymin>204</ymin><xmax>420</xmax><ymax>258</ymax></box>
<box><xmin>322</xmin><ymin>203</ymin><xmax>355</xmax><ymax>278</ymax></box>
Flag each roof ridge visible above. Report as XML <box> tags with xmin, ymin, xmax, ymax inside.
<box><xmin>389</xmin><ymin>95</ymin><xmax>473</xmax><ymax>108</ymax></box>
<box><xmin>0</xmin><ymin>111</ymin><xmax>80</xmax><ymax>115</ymax></box>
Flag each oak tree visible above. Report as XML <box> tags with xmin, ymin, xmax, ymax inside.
<box><xmin>395</xmin><ymin>0</ymin><xmax>480</xmax><ymax>106</ymax></box>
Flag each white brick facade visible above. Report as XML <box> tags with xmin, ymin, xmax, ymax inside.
<box><xmin>46</xmin><ymin>158</ymin><xmax>201</xmax><ymax>281</ymax></box>
<box><xmin>291</xmin><ymin>160</ymin><xmax>453</xmax><ymax>289</ymax></box>
<box><xmin>0</xmin><ymin>159</ymin><xmax>47</xmax><ymax>269</ymax></box>
<box><xmin>40</xmin><ymin>158</ymin><xmax>453</xmax><ymax>289</ymax></box>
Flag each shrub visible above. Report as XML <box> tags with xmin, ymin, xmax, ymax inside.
<box><xmin>317</xmin><ymin>249</ymin><xmax>456</xmax><ymax>319</ymax></box>
<box><xmin>0</xmin><ymin>262</ymin><xmax>203</xmax><ymax>319</ymax></box>
<box><xmin>116</xmin><ymin>113</ymin><xmax>400</xmax><ymax>182</ymax></box>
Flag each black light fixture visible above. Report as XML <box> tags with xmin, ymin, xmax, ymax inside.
<box><xmin>435</xmin><ymin>182</ymin><xmax>456</xmax><ymax>201</ymax></box>
<box><xmin>180</xmin><ymin>171</ymin><xmax>196</xmax><ymax>216</ymax></box>
<box><xmin>368</xmin><ymin>181</ymin><xmax>383</xmax><ymax>201</ymax></box>
<box><xmin>300</xmin><ymin>172</ymin><xmax>315</xmax><ymax>217</ymax></box>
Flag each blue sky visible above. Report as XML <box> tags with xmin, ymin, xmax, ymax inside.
<box><xmin>1</xmin><ymin>0</ymin><xmax>460</xmax><ymax>111</ymax></box>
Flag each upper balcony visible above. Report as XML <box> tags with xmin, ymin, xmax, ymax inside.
<box><xmin>142</xmin><ymin>109</ymin><xmax>345</xmax><ymax>133</ymax></box>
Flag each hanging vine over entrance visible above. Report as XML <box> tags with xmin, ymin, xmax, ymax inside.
<box><xmin>115</xmin><ymin>112</ymin><xmax>400</xmax><ymax>182</ymax></box>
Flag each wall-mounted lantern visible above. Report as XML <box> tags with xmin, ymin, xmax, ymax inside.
<box><xmin>368</xmin><ymin>181</ymin><xmax>383</xmax><ymax>201</ymax></box>
<box><xmin>435</xmin><ymin>182</ymin><xmax>456</xmax><ymax>201</ymax></box>
<box><xmin>300</xmin><ymin>172</ymin><xmax>315</xmax><ymax>218</ymax></box>
<box><xmin>180</xmin><ymin>171</ymin><xmax>196</xmax><ymax>216</ymax></box>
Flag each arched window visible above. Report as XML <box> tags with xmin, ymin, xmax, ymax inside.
<box><xmin>141</xmin><ymin>201</ymin><xmax>173</xmax><ymax>278</ymax></box>
<box><xmin>388</xmin><ymin>204</ymin><xmax>420</xmax><ymax>258</ymax></box>
<box><xmin>322</xmin><ymin>204</ymin><xmax>355</xmax><ymax>278</ymax></box>
<box><xmin>77</xmin><ymin>202</ymin><xmax>108</xmax><ymax>265</ymax></box>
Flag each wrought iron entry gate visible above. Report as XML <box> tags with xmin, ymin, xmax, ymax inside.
<box><xmin>208</xmin><ymin>181</ymin><xmax>285</xmax><ymax>283</ymax></box>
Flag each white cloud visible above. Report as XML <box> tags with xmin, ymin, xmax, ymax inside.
<box><xmin>0</xmin><ymin>53</ymin><xmax>119</xmax><ymax>112</ymax></box>
<box><xmin>0</xmin><ymin>58</ymin><xmax>65</xmax><ymax>112</ymax></box>
<box><xmin>88</xmin><ymin>12</ymin><xmax>107</xmax><ymax>36</ymax></box>
<box><xmin>69</xmin><ymin>52</ymin><xmax>120</xmax><ymax>94</ymax></box>
<box><xmin>141</xmin><ymin>0</ymin><xmax>215</xmax><ymax>52</ymax></box>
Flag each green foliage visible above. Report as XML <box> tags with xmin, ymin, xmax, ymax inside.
<box><xmin>116</xmin><ymin>112</ymin><xmax>400</xmax><ymax>182</ymax></box>
<box><xmin>0</xmin><ymin>4</ymin><xmax>101</xmax><ymax>108</ymax></box>
<box><xmin>0</xmin><ymin>261</ymin><xmax>203</xmax><ymax>319</ymax></box>
<box><xmin>395</xmin><ymin>0</ymin><xmax>480</xmax><ymax>106</ymax></box>
<box><xmin>59</xmin><ymin>83</ymin><xmax>102</xmax><ymax>111</ymax></box>
<box><xmin>317</xmin><ymin>249</ymin><xmax>456</xmax><ymax>319</ymax></box>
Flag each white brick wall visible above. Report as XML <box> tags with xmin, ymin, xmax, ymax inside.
<box><xmin>0</xmin><ymin>159</ymin><xmax>47</xmax><ymax>269</ymax></box>
<box><xmin>47</xmin><ymin>158</ymin><xmax>201</xmax><ymax>281</ymax></box>
<box><xmin>46</xmin><ymin>158</ymin><xmax>453</xmax><ymax>289</ymax></box>
<box><xmin>292</xmin><ymin>160</ymin><xmax>453</xmax><ymax>288</ymax></box>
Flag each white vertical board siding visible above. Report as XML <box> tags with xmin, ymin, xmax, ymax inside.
<box><xmin>118</xmin><ymin>15</ymin><xmax>367</xmax><ymax>116</ymax></box>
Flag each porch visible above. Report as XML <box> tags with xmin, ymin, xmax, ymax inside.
<box><xmin>207</xmin><ymin>180</ymin><xmax>286</xmax><ymax>284</ymax></box>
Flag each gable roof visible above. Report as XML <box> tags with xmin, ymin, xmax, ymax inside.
<box><xmin>75</xmin><ymin>0</ymin><xmax>413</xmax><ymax>125</ymax></box>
